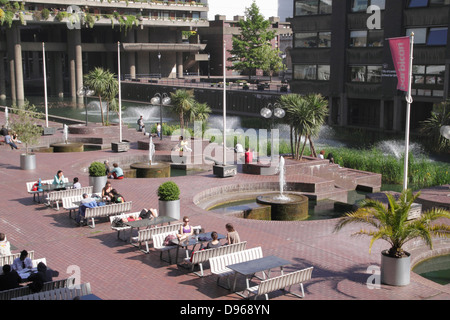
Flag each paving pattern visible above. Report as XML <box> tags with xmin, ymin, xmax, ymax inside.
<box><xmin>1</xmin><ymin>113</ymin><xmax>450</xmax><ymax>303</ymax></box>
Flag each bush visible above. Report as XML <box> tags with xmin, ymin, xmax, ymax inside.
<box><xmin>157</xmin><ymin>181</ymin><xmax>180</xmax><ymax>201</ymax></box>
<box><xmin>89</xmin><ymin>161</ymin><xmax>106</xmax><ymax>177</ymax></box>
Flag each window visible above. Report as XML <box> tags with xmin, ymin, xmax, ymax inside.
<box><xmin>406</xmin><ymin>27</ymin><xmax>448</xmax><ymax>45</ymax></box>
<box><xmin>350</xmin><ymin>31</ymin><xmax>367</xmax><ymax>47</ymax></box>
<box><xmin>408</xmin><ymin>0</ymin><xmax>450</xmax><ymax>7</ymax></box>
<box><xmin>350</xmin><ymin>30</ymin><xmax>384</xmax><ymax>47</ymax></box>
<box><xmin>294</xmin><ymin>32</ymin><xmax>331</xmax><ymax>48</ymax></box>
<box><xmin>412</xmin><ymin>65</ymin><xmax>445</xmax><ymax>85</ymax></box>
<box><xmin>294</xmin><ymin>64</ymin><xmax>330</xmax><ymax>80</ymax></box>
<box><xmin>367</xmin><ymin>30</ymin><xmax>384</xmax><ymax>47</ymax></box>
<box><xmin>349</xmin><ymin>65</ymin><xmax>382</xmax><ymax>82</ymax></box>
<box><xmin>294</xmin><ymin>0</ymin><xmax>332</xmax><ymax>16</ymax></box>
<box><xmin>352</xmin><ymin>0</ymin><xmax>385</xmax><ymax>12</ymax></box>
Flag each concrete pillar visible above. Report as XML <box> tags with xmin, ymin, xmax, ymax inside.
<box><xmin>67</xmin><ymin>30</ymin><xmax>76</xmax><ymax>98</ymax></box>
<box><xmin>127</xmin><ymin>31</ymin><xmax>136</xmax><ymax>79</ymax></box>
<box><xmin>54</xmin><ymin>52</ymin><xmax>64</xmax><ymax>98</ymax></box>
<box><xmin>74</xmin><ymin>29</ymin><xmax>83</xmax><ymax>96</ymax></box>
<box><xmin>176</xmin><ymin>30</ymin><xmax>183</xmax><ymax>78</ymax></box>
<box><xmin>13</xmin><ymin>24</ymin><xmax>25</xmax><ymax>102</ymax></box>
<box><xmin>0</xmin><ymin>52</ymin><xmax>6</xmax><ymax>100</ymax></box>
<box><xmin>6</xmin><ymin>28</ymin><xmax>16</xmax><ymax>101</ymax></box>
<box><xmin>136</xmin><ymin>28</ymin><xmax>149</xmax><ymax>75</ymax></box>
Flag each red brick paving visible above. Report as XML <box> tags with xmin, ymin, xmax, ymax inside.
<box><xmin>1</xmin><ymin>113</ymin><xmax>450</xmax><ymax>302</ymax></box>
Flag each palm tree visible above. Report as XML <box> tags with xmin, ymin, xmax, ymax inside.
<box><xmin>84</xmin><ymin>68</ymin><xmax>109</xmax><ymax>125</ymax></box>
<box><xmin>170</xmin><ymin>89</ymin><xmax>195</xmax><ymax>136</ymax></box>
<box><xmin>304</xmin><ymin>94</ymin><xmax>328</xmax><ymax>157</ymax></box>
<box><xmin>419</xmin><ymin>99</ymin><xmax>450</xmax><ymax>153</ymax></box>
<box><xmin>103</xmin><ymin>70</ymin><xmax>119</xmax><ymax>125</ymax></box>
<box><xmin>334</xmin><ymin>189</ymin><xmax>450</xmax><ymax>258</ymax></box>
<box><xmin>191</xmin><ymin>102</ymin><xmax>212</xmax><ymax>137</ymax></box>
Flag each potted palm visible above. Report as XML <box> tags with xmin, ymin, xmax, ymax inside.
<box><xmin>10</xmin><ymin>102</ymin><xmax>44</xmax><ymax>170</ymax></box>
<box><xmin>88</xmin><ymin>161</ymin><xmax>108</xmax><ymax>194</ymax></box>
<box><xmin>334</xmin><ymin>189</ymin><xmax>450</xmax><ymax>286</ymax></box>
<box><xmin>157</xmin><ymin>181</ymin><xmax>180</xmax><ymax>220</ymax></box>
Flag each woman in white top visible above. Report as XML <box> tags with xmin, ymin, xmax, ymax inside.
<box><xmin>0</xmin><ymin>233</ymin><xmax>11</xmax><ymax>256</ymax></box>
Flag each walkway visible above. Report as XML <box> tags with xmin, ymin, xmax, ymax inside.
<box><xmin>0</xmin><ymin>113</ymin><xmax>449</xmax><ymax>302</ymax></box>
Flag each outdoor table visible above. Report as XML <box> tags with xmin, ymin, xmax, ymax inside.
<box><xmin>17</xmin><ymin>268</ymin><xmax>38</xmax><ymax>282</ymax></box>
<box><xmin>40</xmin><ymin>182</ymin><xmax>74</xmax><ymax>204</ymax></box>
<box><xmin>227</xmin><ymin>255</ymin><xmax>291</xmax><ymax>297</ymax></box>
<box><xmin>123</xmin><ymin>216</ymin><xmax>178</xmax><ymax>243</ymax></box>
<box><xmin>173</xmin><ymin>232</ymin><xmax>226</xmax><ymax>267</ymax></box>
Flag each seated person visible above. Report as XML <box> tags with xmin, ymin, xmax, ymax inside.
<box><xmin>4</xmin><ymin>132</ymin><xmax>18</xmax><ymax>150</ymax></box>
<box><xmin>73</xmin><ymin>177</ymin><xmax>81</xmax><ymax>189</ymax></box>
<box><xmin>101</xmin><ymin>181</ymin><xmax>113</xmax><ymax>202</ymax></box>
<box><xmin>327</xmin><ymin>152</ymin><xmax>335</xmax><ymax>164</ymax></box>
<box><xmin>110</xmin><ymin>189</ymin><xmax>125</xmax><ymax>203</ymax></box>
<box><xmin>244</xmin><ymin>147</ymin><xmax>253</xmax><ymax>164</ymax></box>
<box><xmin>235</xmin><ymin>143</ymin><xmax>244</xmax><ymax>153</ymax></box>
<box><xmin>27</xmin><ymin>262</ymin><xmax>59</xmax><ymax>293</ymax></box>
<box><xmin>104</xmin><ymin>160</ymin><xmax>111</xmax><ymax>177</ymax></box>
<box><xmin>109</xmin><ymin>163</ymin><xmax>124</xmax><ymax>180</ymax></box>
<box><xmin>0</xmin><ymin>233</ymin><xmax>11</xmax><ymax>257</ymax></box>
<box><xmin>177</xmin><ymin>216</ymin><xmax>193</xmax><ymax>240</ymax></box>
<box><xmin>0</xmin><ymin>265</ymin><xmax>22</xmax><ymax>291</ymax></box>
<box><xmin>139</xmin><ymin>208</ymin><xmax>158</xmax><ymax>220</ymax></box>
<box><xmin>12</xmin><ymin>250</ymin><xmax>33</xmax><ymax>272</ymax></box>
<box><xmin>206</xmin><ymin>231</ymin><xmax>221</xmax><ymax>249</ymax></box>
<box><xmin>319</xmin><ymin>150</ymin><xmax>325</xmax><ymax>159</ymax></box>
<box><xmin>76</xmin><ymin>193</ymin><xmax>98</xmax><ymax>225</ymax></box>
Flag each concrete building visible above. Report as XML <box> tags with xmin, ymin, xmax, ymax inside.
<box><xmin>288</xmin><ymin>0</ymin><xmax>450</xmax><ymax>134</ymax></box>
<box><xmin>0</xmin><ymin>0</ymin><xmax>209</xmax><ymax>101</ymax></box>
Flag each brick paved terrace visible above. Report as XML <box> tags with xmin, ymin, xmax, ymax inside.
<box><xmin>1</xmin><ymin>111</ymin><xmax>449</xmax><ymax>306</ymax></box>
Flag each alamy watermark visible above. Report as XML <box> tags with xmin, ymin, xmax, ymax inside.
<box><xmin>366</xmin><ymin>5</ymin><xmax>382</xmax><ymax>30</ymax></box>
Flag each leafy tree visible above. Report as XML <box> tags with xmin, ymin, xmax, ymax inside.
<box><xmin>419</xmin><ymin>100</ymin><xmax>450</xmax><ymax>153</ymax></box>
<box><xmin>227</xmin><ymin>2</ymin><xmax>276</xmax><ymax>80</ymax></box>
<box><xmin>10</xmin><ymin>101</ymin><xmax>44</xmax><ymax>155</ymax></box>
<box><xmin>334</xmin><ymin>189</ymin><xmax>450</xmax><ymax>258</ymax></box>
<box><xmin>258</xmin><ymin>44</ymin><xmax>285</xmax><ymax>81</ymax></box>
<box><xmin>170</xmin><ymin>89</ymin><xmax>195</xmax><ymax>136</ymax></box>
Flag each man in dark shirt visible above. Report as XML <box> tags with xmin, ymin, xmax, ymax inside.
<box><xmin>0</xmin><ymin>125</ymin><xmax>8</xmax><ymax>136</ymax></box>
<box><xmin>0</xmin><ymin>265</ymin><xmax>22</xmax><ymax>291</ymax></box>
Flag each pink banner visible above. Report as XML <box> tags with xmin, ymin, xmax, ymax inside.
<box><xmin>389</xmin><ymin>36</ymin><xmax>410</xmax><ymax>92</ymax></box>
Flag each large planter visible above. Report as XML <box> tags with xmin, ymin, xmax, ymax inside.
<box><xmin>89</xmin><ymin>175</ymin><xmax>108</xmax><ymax>194</ymax></box>
<box><xmin>20</xmin><ymin>153</ymin><xmax>36</xmax><ymax>170</ymax></box>
<box><xmin>158</xmin><ymin>199</ymin><xmax>180</xmax><ymax>220</ymax></box>
<box><xmin>381</xmin><ymin>250</ymin><xmax>411</xmax><ymax>286</ymax></box>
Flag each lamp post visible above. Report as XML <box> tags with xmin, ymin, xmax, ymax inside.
<box><xmin>151</xmin><ymin>93</ymin><xmax>171</xmax><ymax>140</ymax></box>
<box><xmin>157</xmin><ymin>52</ymin><xmax>162</xmax><ymax>79</ymax></box>
<box><xmin>77</xmin><ymin>86</ymin><xmax>95</xmax><ymax>126</ymax></box>
<box><xmin>260</xmin><ymin>102</ymin><xmax>285</xmax><ymax>163</ymax></box>
<box><xmin>207</xmin><ymin>53</ymin><xmax>210</xmax><ymax>80</ymax></box>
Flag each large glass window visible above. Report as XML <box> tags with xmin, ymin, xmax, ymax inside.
<box><xmin>318</xmin><ymin>32</ymin><xmax>332</xmax><ymax>47</ymax></box>
<box><xmin>408</xmin><ymin>0</ymin><xmax>450</xmax><ymax>7</ymax></box>
<box><xmin>350</xmin><ymin>66</ymin><xmax>366</xmax><ymax>82</ymax></box>
<box><xmin>294</xmin><ymin>0</ymin><xmax>332</xmax><ymax>16</ymax></box>
<box><xmin>294</xmin><ymin>33</ymin><xmax>318</xmax><ymax>48</ymax></box>
<box><xmin>406</xmin><ymin>27</ymin><xmax>448</xmax><ymax>45</ymax></box>
<box><xmin>350</xmin><ymin>31</ymin><xmax>367</xmax><ymax>47</ymax></box>
<box><xmin>318</xmin><ymin>65</ymin><xmax>330</xmax><ymax>80</ymax></box>
<box><xmin>294</xmin><ymin>64</ymin><xmax>331</xmax><ymax>80</ymax></box>
<box><xmin>367</xmin><ymin>66</ymin><xmax>382</xmax><ymax>83</ymax></box>
<box><xmin>352</xmin><ymin>0</ymin><xmax>385</xmax><ymax>11</ymax></box>
<box><xmin>349</xmin><ymin>65</ymin><xmax>382</xmax><ymax>82</ymax></box>
<box><xmin>367</xmin><ymin>30</ymin><xmax>384</xmax><ymax>47</ymax></box>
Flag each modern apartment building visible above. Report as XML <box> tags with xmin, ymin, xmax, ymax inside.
<box><xmin>0</xmin><ymin>0</ymin><xmax>209</xmax><ymax>100</ymax></box>
<box><xmin>288</xmin><ymin>0</ymin><xmax>450</xmax><ymax>133</ymax></box>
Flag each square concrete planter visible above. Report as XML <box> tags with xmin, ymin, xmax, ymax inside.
<box><xmin>213</xmin><ymin>164</ymin><xmax>237</xmax><ymax>178</ymax></box>
<box><xmin>111</xmin><ymin>141</ymin><xmax>130</xmax><ymax>152</ymax></box>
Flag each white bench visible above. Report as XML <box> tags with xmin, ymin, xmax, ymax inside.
<box><xmin>131</xmin><ymin>223</ymin><xmax>183</xmax><ymax>253</ymax></box>
<box><xmin>152</xmin><ymin>231</ymin><xmax>180</xmax><ymax>264</ymax></box>
<box><xmin>0</xmin><ymin>251</ymin><xmax>35</xmax><ymax>267</ymax></box>
<box><xmin>47</xmin><ymin>186</ymin><xmax>93</xmax><ymax>210</ymax></box>
<box><xmin>245</xmin><ymin>267</ymin><xmax>314</xmax><ymax>300</ymax></box>
<box><xmin>109</xmin><ymin>211</ymin><xmax>143</xmax><ymax>240</ymax></box>
<box><xmin>12</xmin><ymin>283</ymin><xmax>92</xmax><ymax>300</ymax></box>
<box><xmin>62</xmin><ymin>195</ymin><xmax>84</xmax><ymax>219</ymax></box>
<box><xmin>84</xmin><ymin>201</ymin><xmax>132</xmax><ymax>228</ymax></box>
<box><xmin>184</xmin><ymin>241</ymin><xmax>248</xmax><ymax>277</ymax></box>
<box><xmin>209</xmin><ymin>246</ymin><xmax>263</xmax><ymax>290</ymax></box>
<box><xmin>26</xmin><ymin>178</ymin><xmax>66</xmax><ymax>203</ymax></box>
<box><xmin>0</xmin><ymin>277</ymin><xmax>76</xmax><ymax>300</ymax></box>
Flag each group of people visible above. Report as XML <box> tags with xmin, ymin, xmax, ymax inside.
<box><xmin>104</xmin><ymin>161</ymin><xmax>124</xmax><ymax>180</ymax></box>
<box><xmin>52</xmin><ymin>170</ymin><xmax>82</xmax><ymax>190</ymax></box>
<box><xmin>234</xmin><ymin>143</ymin><xmax>254</xmax><ymax>164</ymax></box>
<box><xmin>318</xmin><ymin>150</ymin><xmax>335</xmax><ymax>164</ymax></box>
<box><xmin>0</xmin><ymin>239</ymin><xmax>58</xmax><ymax>293</ymax></box>
<box><xmin>137</xmin><ymin>116</ymin><xmax>162</xmax><ymax>138</ymax></box>
<box><xmin>177</xmin><ymin>216</ymin><xmax>241</xmax><ymax>250</ymax></box>
<box><xmin>1</xmin><ymin>125</ymin><xmax>21</xmax><ymax>150</ymax></box>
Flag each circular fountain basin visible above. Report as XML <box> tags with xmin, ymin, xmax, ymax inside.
<box><xmin>256</xmin><ymin>193</ymin><xmax>309</xmax><ymax>221</ymax></box>
<box><xmin>50</xmin><ymin>142</ymin><xmax>84</xmax><ymax>153</ymax></box>
<box><xmin>130</xmin><ymin>162</ymin><xmax>171</xmax><ymax>178</ymax></box>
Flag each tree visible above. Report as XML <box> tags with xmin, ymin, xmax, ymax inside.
<box><xmin>419</xmin><ymin>99</ymin><xmax>450</xmax><ymax>153</ymax></box>
<box><xmin>10</xmin><ymin>101</ymin><xmax>43</xmax><ymax>155</ymax></box>
<box><xmin>304</xmin><ymin>94</ymin><xmax>328</xmax><ymax>157</ymax></box>
<box><xmin>258</xmin><ymin>44</ymin><xmax>285</xmax><ymax>81</ymax></box>
<box><xmin>227</xmin><ymin>1</ymin><xmax>276</xmax><ymax>79</ymax></box>
<box><xmin>170</xmin><ymin>89</ymin><xmax>195</xmax><ymax>136</ymax></box>
<box><xmin>190</xmin><ymin>101</ymin><xmax>212</xmax><ymax>137</ymax></box>
<box><xmin>334</xmin><ymin>189</ymin><xmax>450</xmax><ymax>258</ymax></box>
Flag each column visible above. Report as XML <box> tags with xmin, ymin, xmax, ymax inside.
<box><xmin>136</xmin><ymin>28</ymin><xmax>149</xmax><ymax>75</ymax></box>
<box><xmin>54</xmin><ymin>52</ymin><xmax>64</xmax><ymax>98</ymax></box>
<box><xmin>67</xmin><ymin>30</ymin><xmax>76</xmax><ymax>98</ymax></box>
<box><xmin>176</xmin><ymin>30</ymin><xmax>183</xmax><ymax>78</ymax></box>
<box><xmin>126</xmin><ymin>31</ymin><xmax>136</xmax><ymax>79</ymax></box>
<box><xmin>74</xmin><ymin>29</ymin><xmax>83</xmax><ymax>96</ymax></box>
<box><xmin>0</xmin><ymin>51</ymin><xmax>6</xmax><ymax>100</ymax></box>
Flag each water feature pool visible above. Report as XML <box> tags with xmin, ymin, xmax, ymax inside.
<box><xmin>413</xmin><ymin>254</ymin><xmax>450</xmax><ymax>285</ymax></box>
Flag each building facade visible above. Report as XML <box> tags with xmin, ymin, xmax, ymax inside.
<box><xmin>288</xmin><ymin>0</ymin><xmax>450</xmax><ymax>134</ymax></box>
<box><xmin>0</xmin><ymin>0</ymin><xmax>209</xmax><ymax>100</ymax></box>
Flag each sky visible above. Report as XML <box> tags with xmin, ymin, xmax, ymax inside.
<box><xmin>207</xmin><ymin>0</ymin><xmax>293</xmax><ymax>22</ymax></box>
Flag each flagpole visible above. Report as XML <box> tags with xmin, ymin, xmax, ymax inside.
<box><xmin>118</xmin><ymin>41</ymin><xmax>122</xmax><ymax>143</ymax></box>
<box><xmin>42</xmin><ymin>42</ymin><xmax>48</xmax><ymax>128</ymax></box>
<box><xmin>223</xmin><ymin>39</ymin><xmax>227</xmax><ymax>166</ymax></box>
<box><xmin>403</xmin><ymin>32</ymin><xmax>414</xmax><ymax>193</ymax></box>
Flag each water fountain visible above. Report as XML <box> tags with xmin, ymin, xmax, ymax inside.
<box><xmin>255</xmin><ymin>156</ymin><xmax>309</xmax><ymax>221</ymax></box>
<box><xmin>50</xmin><ymin>124</ymin><xmax>84</xmax><ymax>152</ymax></box>
<box><xmin>130</xmin><ymin>136</ymin><xmax>171</xmax><ymax>178</ymax></box>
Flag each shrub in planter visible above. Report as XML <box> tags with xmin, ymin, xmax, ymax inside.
<box><xmin>157</xmin><ymin>181</ymin><xmax>180</xmax><ymax>201</ymax></box>
<box><xmin>88</xmin><ymin>161</ymin><xmax>107</xmax><ymax>193</ymax></box>
<box><xmin>89</xmin><ymin>161</ymin><xmax>106</xmax><ymax>177</ymax></box>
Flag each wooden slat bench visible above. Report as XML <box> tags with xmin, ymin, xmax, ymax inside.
<box><xmin>109</xmin><ymin>211</ymin><xmax>144</xmax><ymax>240</ymax></box>
<box><xmin>245</xmin><ymin>267</ymin><xmax>314</xmax><ymax>300</ymax></box>
<box><xmin>131</xmin><ymin>222</ymin><xmax>183</xmax><ymax>253</ymax></box>
<box><xmin>152</xmin><ymin>231</ymin><xmax>179</xmax><ymax>264</ymax></box>
<box><xmin>84</xmin><ymin>201</ymin><xmax>132</xmax><ymax>228</ymax></box>
<box><xmin>47</xmin><ymin>186</ymin><xmax>93</xmax><ymax>210</ymax></box>
<box><xmin>209</xmin><ymin>246</ymin><xmax>263</xmax><ymax>289</ymax></box>
<box><xmin>184</xmin><ymin>241</ymin><xmax>248</xmax><ymax>277</ymax></box>
<box><xmin>0</xmin><ymin>277</ymin><xmax>76</xmax><ymax>300</ymax></box>
<box><xmin>12</xmin><ymin>282</ymin><xmax>92</xmax><ymax>300</ymax></box>
<box><xmin>0</xmin><ymin>251</ymin><xmax>35</xmax><ymax>267</ymax></box>
<box><xmin>26</xmin><ymin>178</ymin><xmax>68</xmax><ymax>203</ymax></box>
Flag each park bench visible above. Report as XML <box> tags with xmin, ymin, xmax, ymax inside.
<box><xmin>209</xmin><ymin>246</ymin><xmax>263</xmax><ymax>289</ymax></box>
<box><xmin>0</xmin><ymin>277</ymin><xmax>76</xmax><ymax>300</ymax></box>
<box><xmin>12</xmin><ymin>283</ymin><xmax>92</xmax><ymax>300</ymax></box>
<box><xmin>84</xmin><ymin>201</ymin><xmax>132</xmax><ymax>228</ymax></box>
<box><xmin>109</xmin><ymin>211</ymin><xmax>144</xmax><ymax>240</ymax></box>
<box><xmin>47</xmin><ymin>186</ymin><xmax>93</xmax><ymax>210</ymax></box>
<box><xmin>244</xmin><ymin>267</ymin><xmax>314</xmax><ymax>300</ymax></box>
<box><xmin>183</xmin><ymin>241</ymin><xmax>248</xmax><ymax>277</ymax></box>
<box><xmin>0</xmin><ymin>251</ymin><xmax>35</xmax><ymax>267</ymax></box>
<box><xmin>26</xmin><ymin>178</ymin><xmax>68</xmax><ymax>203</ymax></box>
<box><xmin>152</xmin><ymin>231</ymin><xmax>180</xmax><ymax>264</ymax></box>
<box><xmin>131</xmin><ymin>222</ymin><xmax>183</xmax><ymax>253</ymax></box>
